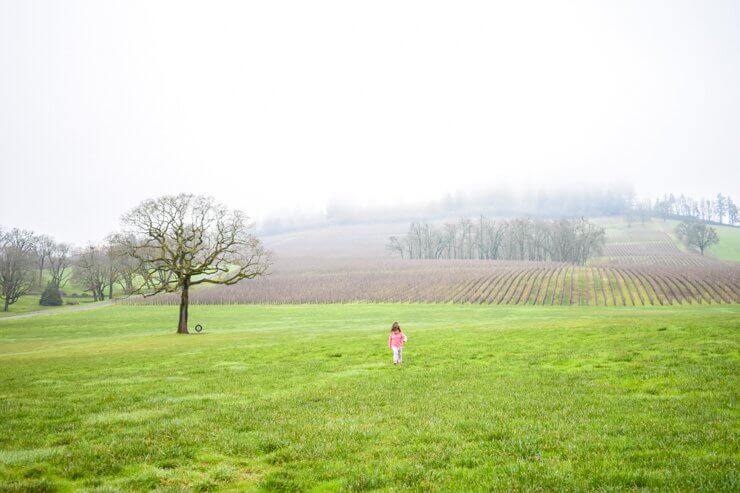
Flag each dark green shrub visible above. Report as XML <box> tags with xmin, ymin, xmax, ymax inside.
<box><xmin>39</xmin><ymin>282</ymin><xmax>63</xmax><ymax>306</ymax></box>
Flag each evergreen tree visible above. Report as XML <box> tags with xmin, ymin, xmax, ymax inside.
<box><xmin>39</xmin><ymin>281</ymin><xmax>63</xmax><ymax>306</ymax></box>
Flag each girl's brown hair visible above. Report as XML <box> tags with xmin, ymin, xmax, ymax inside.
<box><xmin>391</xmin><ymin>322</ymin><xmax>401</xmax><ymax>332</ymax></box>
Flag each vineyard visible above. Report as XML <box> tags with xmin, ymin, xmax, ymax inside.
<box><xmin>127</xmin><ymin>219</ymin><xmax>740</xmax><ymax>307</ymax></box>
<box><xmin>129</xmin><ymin>259</ymin><xmax>740</xmax><ymax>306</ymax></box>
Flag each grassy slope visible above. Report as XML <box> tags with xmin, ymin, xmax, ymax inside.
<box><xmin>709</xmin><ymin>224</ymin><xmax>740</xmax><ymax>262</ymax></box>
<box><xmin>651</xmin><ymin>219</ymin><xmax>688</xmax><ymax>251</ymax></box>
<box><xmin>655</xmin><ymin>219</ymin><xmax>740</xmax><ymax>261</ymax></box>
<box><xmin>1</xmin><ymin>304</ymin><xmax>738</xmax><ymax>491</ymax></box>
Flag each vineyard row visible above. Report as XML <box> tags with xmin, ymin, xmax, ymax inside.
<box><xmin>129</xmin><ymin>264</ymin><xmax>740</xmax><ymax>306</ymax></box>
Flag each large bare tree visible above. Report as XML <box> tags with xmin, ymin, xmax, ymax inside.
<box><xmin>0</xmin><ymin>228</ymin><xmax>37</xmax><ymax>312</ymax></box>
<box><xmin>120</xmin><ymin>194</ymin><xmax>270</xmax><ymax>334</ymax></box>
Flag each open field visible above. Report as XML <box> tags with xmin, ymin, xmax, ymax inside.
<box><xmin>1</xmin><ymin>304</ymin><xmax>738</xmax><ymax>491</ymax></box>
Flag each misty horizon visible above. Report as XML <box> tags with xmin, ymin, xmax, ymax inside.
<box><xmin>1</xmin><ymin>182</ymin><xmax>737</xmax><ymax>244</ymax></box>
<box><xmin>2</xmin><ymin>1</ymin><xmax>740</xmax><ymax>243</ymax></box>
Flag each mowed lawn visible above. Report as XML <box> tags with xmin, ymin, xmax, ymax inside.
<box><xmin>0</xmin><ymin>305</ymin><xmax>738</xmax><ymax>491</ymax></box>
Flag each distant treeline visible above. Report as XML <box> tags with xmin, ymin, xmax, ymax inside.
<box><xmin>646</xmin><ymin>193</ymin><xmax>737</xmax><ymax>225</ymax></box>
<box><xmin>0</xmin><ymin>225</ymin><xmax>141</xmax><ymax>312</ymax></box>
<box><xmin>387</xmin><ymin>217</ymin><xmax>605</xmax><ymax>264</ymax></box>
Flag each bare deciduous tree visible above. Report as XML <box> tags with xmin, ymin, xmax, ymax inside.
<box><xmin>48</xmin><ymin>242</ymin><xmax>72</xmax><ymax>287</ymax></box>
<box><xmin>728</xmin><ymin>198</ymin><xmax>738</xmax><ymax>226</ymax></box>
<box><xmin>107</xmin><ymin>234</ymin><xmax>139</xmax><ymax>295</ymax></box>
<box><xmin>653</xmin><ymin>193</ymin><xmax>737</xmax><ymax>226</ymax></box>
<box><xmin>388</xmin><ymin>217</ymin><xmax>604</xmax><ymax>265</ymax></box>
<box><xmin>0</xmin><ymin>228</ymin><xmax>37</xmax><ymax>312</ymax></box>
<box><xmin>386</xmin><ymin>236</ymin><xmax>405</xmax><ymax>258</ymax></box>
<box><xmin>35</xmin><ymin>235</ymin><xmax>54</xmax><ymax>286</ymax></box>
<box><xmin>676</xmin><ymin>221</ymin><xmax>719</xmax><ymax>256</ymax></box>
<box><xmin>99</xmin><ymin>240</ymin><xmax>126</xmax><ymax>301</ymax></box>
<box><xmin>73</xmin><ymin>245</ymin><xmax>107</xmax><ymax>301</ymax></box>
<box><xmin>715</xmin><ymin>194</ymin><xmax>726</xmax><ymax>224</ymax></box>
<box><xmin>120</xmin><ymin>194</ymin><xmax>270</xmax><ymax>334</ymax></box>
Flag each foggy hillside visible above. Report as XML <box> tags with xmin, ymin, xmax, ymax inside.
<box><xmin>258</xmin><ymin>185</ymin><xmax>633</xmax><ymax>236</ymax></box>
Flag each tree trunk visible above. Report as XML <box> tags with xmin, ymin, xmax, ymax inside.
<box><xmin>108</xmin><ymin>282</ymin><xmax>113</xmax><ymax>301</ymax></box>
<box><xmin>177</xmin><ymin>278</ymin><xmax>190</xmax><ymax>334</ymax></box>
<box><xmin>3</xmin><ymin>297</ymin><xmax>8</xmax><ymax>312</ymax></box>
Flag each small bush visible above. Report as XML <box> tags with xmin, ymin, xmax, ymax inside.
<box><xmin>39</xmin><ymin>283</ymin><xmax>63</xmax><ymax>306</ymax></box>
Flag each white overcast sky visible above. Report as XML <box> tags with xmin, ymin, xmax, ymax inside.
<box><xmin>1</xmin><ymin>0</ymin><xmax>739</xmax><ymax>243</ymax></box>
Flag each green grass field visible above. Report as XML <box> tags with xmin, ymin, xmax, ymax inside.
<box><xmin>657</xmin><ymin>219</ymin><xmax>740</xmax><ymax>261</ymax></box>
<box><xmin>710</xmin><ymin>224</ymin><xmax>740</xmax><ymax>262</ymax></box>
<box><xmin>1</xmin><ymin>304</ymin><xmax>738</xmax><ymax>491</ymax></box>
<box><xmin>0</xmin><ymin>295</ymin><xmax>96</xmax><ymax>318</ymax></box>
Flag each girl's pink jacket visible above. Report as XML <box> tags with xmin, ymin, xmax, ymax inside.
<box><xmin>388</xmin><ymin>332</ymin><xmax>407</xmax><ymax>348</ymax></box>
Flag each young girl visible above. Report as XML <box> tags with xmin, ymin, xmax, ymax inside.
<box><xmin>388</xmin><ymin>322</ymin><xmax>408</xmax><ymax>365</ymax></box>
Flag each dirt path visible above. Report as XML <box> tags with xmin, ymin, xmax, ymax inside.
<box><xmin>0</xmin><ymin>301</ymin><xmax>114</xmax><ymax>322</ymax></box>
